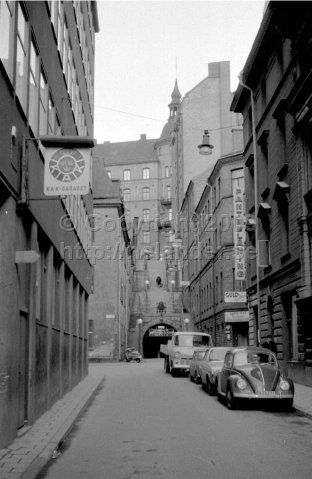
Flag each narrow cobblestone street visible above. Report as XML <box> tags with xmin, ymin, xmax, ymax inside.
<box><xmin>37</xmin><ymin>360</ymin><xmax>312</xmax><ymax>479</ymax></box>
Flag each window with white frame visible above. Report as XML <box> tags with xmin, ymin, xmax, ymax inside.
<box><xmin>15</xmin><ymin>3</ymin><xmax>29</xmax><ymax>113</ymax></box>
<box><xmin>28</xmin><ymin>39</ymin><xmax>39</xmax><ymax>134</ymax></box>
<box><xmin>123</xmin><ymin>169</ymin><xmax>131</xmax><ymax>181</ymax></box>
<box><xmin>167</xmin><ymin>185</ymin><xmax>171</xmax><ymax>199</ymax></box>
<box><xmin>143</xmin><ymin>232</ymin><xmax>150</xmax><ymax>243</ymax></box>
<box><xmin>168</xmin><ymin>208</ymin><xmax>172</xmax><ymax>220</ymax></box>
<box><xmin>57</xmin><ymin>1</ymin><xmax>63</xmax><ymax>58</ymax></box>
<box><xmin>0</xmin><ymin>0</ymin><xmax>14</xmax><ymax>81</ymax></box>
<box><xmin>143</xmin><ymin>187</ymin><xmax>150</xmax><ymax>200</ymax></box>
<box><xmin>39</xmin><ymin>70</ymin><xmax>48</xmax><ymax>135</ymax></box>
<box><xmin>143</xmin><ymin>209</ymin><xmax>150</xmax><ymax>221</ymax></box>
<box><xmin>165</xmin><ymin>166</ymin><xmax>169</xmax><ymax>177</ymax></box>
<box><xmin>123</xmin><ymin>189</ymin><xmax>131</xmax><ymax>201</ymax></box>
<box><xmin>48</xmin><ymin>95</ymin><xmax>56</xmax><ymax>135</ymax></box>
<box><xmin>143</xmin><ymin>167</ymin><xmax>150</xmax><ymax>179</ymax></box>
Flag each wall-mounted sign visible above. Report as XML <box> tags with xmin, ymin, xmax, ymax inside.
<box><xmin>225</xmin><ymin>311</ymin><xmax>249</xmax><ymax>323</ymax></box>
<box><xmin>15</xmin><ymin>250</ymin><xmax>40</xmax><ymax>263</ymax></box>
<box><xmin>149</xmin><ymin>327</ymin><xmax>174</xmax><ymax>337</ymax></box>
<box><xmin>40</xmin><ymin>136</ymin><xmax>94</xmax><ymax>196</ymax></box>
<box><xmin>224</xmin><ymin>291</ymin><xmax>247</xmax><ymax>303</ymax></box>
<box><xmin>233</xmin><ymin>185</ymin><xmax>246</xmax><ymax>280</ymax></box>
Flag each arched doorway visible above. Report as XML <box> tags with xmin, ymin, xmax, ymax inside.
<box><xmin>143</xmin><ymin>324</ymin><xmax>176</xmax><ymax>358</ymax></box>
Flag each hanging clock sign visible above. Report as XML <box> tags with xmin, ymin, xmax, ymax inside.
<box><xmin>40</xmin><ymin>136</ymin><xmax>94</xmax><ymax>196</ymax></box>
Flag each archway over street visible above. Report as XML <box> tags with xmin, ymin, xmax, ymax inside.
<box><xmin>143</xmin><ymin>324</ymin><xmax>176</xmax><ymax>358</ymax></box>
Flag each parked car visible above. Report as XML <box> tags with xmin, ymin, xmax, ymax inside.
<box><xmin>125</xmin><ymin>348</ymin><xmax>142</xmax><ymax>363</ymax></box>
<box><xmin>199</xmin><ymin>347</ymin><xmax>232</xmax><ymax>395</ymax></box>
<box><xmin>189</xmin><ymin>349</ymin><xmax>209</xmax><ymax>384</ymax></box>
<box><xmin>217</xmin><ymin>347</ymin><xmax>294</xmax><ymax>410</ymax></box>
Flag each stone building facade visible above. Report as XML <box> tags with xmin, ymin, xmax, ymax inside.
<box><xmin>181</xmin><ymin>153</ymin><xmax>248</xmax><ymax>347</ymax></box>
<box><xmin>0</xmin><ymin>1</ymin><xmax>98</xmax><ymax>447</ymax></box>
<box><xmin>88</xmin><ymin>163</ymin><xmax>131</xmax><ymax>361</ymax></box>
<box><xmin>170</xmin><ymin>61</ymin><xmax>243</xmax><ymax>229</ymax></box>
<box><xmin>231</xmin><ymin>1</ymin><xmax>312</xmax><ymax>385</ymax></box>
<box><xmin>93</xmin><ymin>85</ymin><xmax>191</xmax><ymax>358</ymax></box>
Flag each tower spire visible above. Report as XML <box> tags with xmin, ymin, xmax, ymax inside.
<box><xmin>168</xmin><ymin>78</ymin><xmax>181</xmax><ymax>119</ymax></box>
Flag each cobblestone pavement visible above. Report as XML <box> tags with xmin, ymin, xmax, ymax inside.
<box><xmin>0</xmin><ymin>363</ymin><xmax>311</xmax><ymax>479</ymax></box>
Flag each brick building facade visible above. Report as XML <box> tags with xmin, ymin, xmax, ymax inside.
<box><xmin>231</xmin><ymin>1</ymin><xmax>312</xmax><ymax>386</ymax></box>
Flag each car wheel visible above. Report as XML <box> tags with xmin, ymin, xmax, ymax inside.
<box><xmin>165</xmin><ymin>359</ymin><xmax>170</xmax><ymax>373</ymax></box>
<box><xmin>194</xmin><ymin>372</ymin><xmax>199</xmax><ymax>384</ymax></box>
<box><xmin>207</xmin><ymin>378</ymin><xmax>213</xmax><ymax>396</ymax></box>
<box><xmin>226</xmin><ymin>388</ymin><xmax>236</xmax><ymax>410</ymax></box>
<box><xmin>135</xmin><ymin>358</ymin><xmax>141</xmax><ymax>363</ymax></box>
<box><xmin>189</xmin><ymin>373</ymin><xmax>194</xmax><ymax>382</ymax></box>
<box><xmin>170</xmin><ymin>364</ymin><xmax>177</xmax><ymax>377</ymax></box>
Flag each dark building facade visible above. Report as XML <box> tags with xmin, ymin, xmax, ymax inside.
<box><xmin>231</xmin><ymin>1</ymin><xmax>312</xmax><ymax>386</ymax></box>
<box><xmin>0</xmin><ymin>1</ymin><xmax>99</xmax><ymax>447</ymax></box>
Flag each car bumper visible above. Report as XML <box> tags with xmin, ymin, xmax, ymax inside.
<box><xmin>233</xmin><ymin>391</ymin><xmax>294</xmax><ymax>400</ymax></box>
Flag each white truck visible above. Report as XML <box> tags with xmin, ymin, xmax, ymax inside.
<box><xmin>160</xmin><ymin>331</ymin><xmax>213</xmax><ymax>376</ymax></box>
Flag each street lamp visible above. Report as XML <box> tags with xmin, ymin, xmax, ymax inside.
<box><xmin>184</xmin><ymin>318</ymin><xmax>189</xmax><ymax>331</ymax></box>
<box><xmin>137</xmin><ymin>318</ymin><xmax>143</xmax><ymax>355</ymax></box>
<box><xmin>198</xmin><ymin>130</ymin><xmax>214</xmax><ymax>155</ymax></box>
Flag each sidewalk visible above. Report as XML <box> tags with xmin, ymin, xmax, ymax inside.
<box><xmin>0</xmin><ymin>364</ymin><xmax>106</xmax><ymax>479</ymax></box>
<box><xmin>0</xmin><ymin>367</ymin><xmax>311</xmax><ymax>479</ymax></box>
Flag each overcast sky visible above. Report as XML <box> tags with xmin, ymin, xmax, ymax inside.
<box><xmin>94</xmin><ymin>0</ymin><xmax>265</xmax><ymax>144</ymax></box>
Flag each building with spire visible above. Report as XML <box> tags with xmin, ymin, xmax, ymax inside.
<box><xmin>93</xmin><ymin>81</ymin><xmax>191</xmax><ymax>358</ymax></box>
<box><xmin>170</xmin><ymin>61</ymin><xmax>243</xmax><ymax>231</ymax></box>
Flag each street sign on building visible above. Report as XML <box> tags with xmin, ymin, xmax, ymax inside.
<box><xmin>233</xmin><ymin>185</ymin><xmax>246</xmax><ymax>280</ymax></box>
<box><xmin>225</xmin><ymin>311</ymin><xmax>249</xmax><ymax>323</ymax></box>
<box><xmin>40</xmin><ymin>136</ymin><xmax>94</xmax><ymax>196</ymax></box>
<box><xmin>224</xmin><ymin>291</ymin><xmax>247</xmax><ymax>303</ymax></box>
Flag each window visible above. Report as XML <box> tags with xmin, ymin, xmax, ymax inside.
<box><xmin>143</xmin><ymin>209</ymin><xmax>150</xmax><ymax>221</ymax></box>
<box><xmin>28</xmin><ymin>39</ymin><xmax>39</xmax><ymax>134</ymax></box>
<box><xmin>143</xmin><ymin>187</ymin><xmax>150</xmax><ymax>200</ymax></box>
<box><xmin>123</xmin><ymin>169</ymin><xmax>130</xmax><ymax>181</ymax></box>
<box><xmin>218</xmin><ymin>178</ymin><xmax>221</xmax><ymax>203</ymax></box>
<box><xmin>123</xmin><ymin>189</ymin><xmax>131</xmax><ymax>201</ymax></box>
<box><xmin>16</xmin><ymin>4</ymin><xmax>29</xmax><ymax>113</ymax></box>
<box><xmin>168</xmin><ymin>208</ymin><xmax>172</xmax><ymax>220</ymax></box>
<box><xmin>143</xmin><ymin>232</ymin><xmax>150</xmax><ymax>243</ymax></box>
<box><xmin>0</xmin><ymin>0</ymin><xmax>14</xmax><ymax>81</ymax></box>
<box><xmin>165</xmin><ymin>166</ymin><xmax>170</xmax><ymax>177</ymax></box>
<box><xmin>167</xmin><ymin>185</ymin><xmax>171</xmax><ymax>199</ymax></box>
<box><xmin>143</xmin><ymin>167</ymin><xmax>150</xmax><ymax>179</ymax></box>
<box><xmin>39</xmin><ymin>70</ymin><xmax>48</xmax><ymax>135</ymax></box>
<box><xmin>48</xmin><ymin>95</ymin><xmax>56</xmax><ymax>135</ymax></box>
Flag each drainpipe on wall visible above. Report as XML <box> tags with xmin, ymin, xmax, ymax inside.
<box><xmin>238</xmin><ymin>75</ymin><xmax>261</xmax><ymax>346</ymax></box>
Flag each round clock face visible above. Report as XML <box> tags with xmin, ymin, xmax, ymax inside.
<box><xmin>48</xmin><ymin>148</ymin><xmax>85</xmax><ymax>182</ymax></box>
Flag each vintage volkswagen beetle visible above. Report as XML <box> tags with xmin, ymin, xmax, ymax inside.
<box><xmin>199</xmin><ymin>347</ymin><xmax>232</xmax><ymax>395</ymax></box>
<box><xmin>217</xmin><ymin>347</ymin><xmax>294</xmax><ymax>410</ymax></box>
<box><xmin>189</xmin><ymin>349</ymin><xmax>209</xmax><ymax>384</ymax></box>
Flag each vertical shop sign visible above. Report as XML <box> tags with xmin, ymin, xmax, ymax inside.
<box><xmin>233</xmin><ymin>185</ymin><xmax>246</xmax><ymax>280</ymax></box>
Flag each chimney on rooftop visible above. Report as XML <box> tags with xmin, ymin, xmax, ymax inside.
<box><xmin>140</xmin><ymin>134</ymin><xmax>146</xmax><ymax>141</ymax></box>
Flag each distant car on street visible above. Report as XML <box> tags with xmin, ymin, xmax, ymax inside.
<box><xmin>189</xmin><ymin>349</ymin><xmax>209</xmax><ymax>383</ymax></box>
<box><xmin>199</xmin><ymin>347</ymin><xmax>232</xmax><ymax>395</ymax></box>
<box><xmin>125</xmin><ymin>348</ymin><xmax>142</xmax><ymax>363</ymax></box>
<box><xmin>217</xmin><ymin>347</ymin><xmax>294</xmax><ymax>410</ymax></box>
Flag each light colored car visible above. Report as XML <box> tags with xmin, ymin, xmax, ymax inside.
<box><xmin>189</xmin><ymin>349</ymin><xmax>209</xmax><ymax>384</ymax></box>
<box><xmin>199</xmin><ymin>347</ymin><xmax>232</xmax><ymax>395</ymax></box>
<box><xmin>125</xmin><ymin>348</ymin><xmax>142</xmax><ymax>362</ymax></box>
<box><xmin>217</xmin><ymin>347</ymin><xmax>294</xmax><ymax>410</ymax></box>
